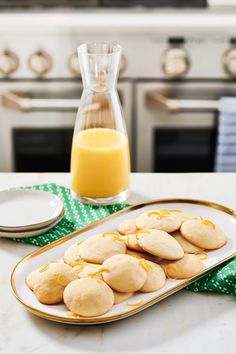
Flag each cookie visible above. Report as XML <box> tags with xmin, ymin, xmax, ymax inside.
<box><xmin>162</xmin><ymin>254</ymin><xmax>203</xmax><ymax>279</ymax></box>
<box><xmin>136</xmin><ymin>210</ymin><xmax>181</xmax><ymax>233</ymax></box>
<box><xmin>126</xmin><ymin>249</ymin><xmax>158</xmax><ymax>263</ymax></box>
<box><xmin>26</xmin><ymin>268</ymin><xmax>42</xmax><ymax>291</ymax></box>
<box><xmin>117</xmin><ymin>219</ymin><xmax>137</xmax><ymax>235</ymax></box>
<box><xmin>63</xmin><ymin>278</ymin><xmax>114</xmax><ymax>317</ymax></box>
<box><xmin>172</xmin><ymin>231</ymin><xmax>203</xmax><ymax>254</ymax></box>
<box><xmin>78</xmin><ymin>233</ymin><xmax>126</xmax><ymax>264</ymax></box>
<box><xmin>121</xmin><ymin>233</ymin><xmax>143</xmax><ymax>252</ymax></box>
<box><xmin>137</xmin><ymin>229</ymin><xmax>184</xmax><ymax>260</ymax></box>
<box><xmin>181</xmin><ymin>219</ymin><xmax>227</xmax><ymax>249</ymax></box>
<box><xmin>102</xmin><ymin>254</ymin><xmax>147</xmax><ymax>292</ymax></box>
<box><xmin>166</xmin><ymin>210</ymin><xmax>196</xmax><ymax>224</ymax></box>
<box><xmin>113</xmin><ymin>290</ymin><xmax>134</xmax><ymax>305</ymax></box>
<box><xmin>74</xmin><ymin>263</ymin><xmax>103</xmax><ymax>280</ymax></box>
<box><xmin>63</xmin><ymin>242</ymin><xmax>85</xmax><ymax>266</ymax></box>
<box><xmin>140</xmin><ymin>261</ymin><xmax>166</xmax><ymax>293</ymax></box>
<box><xmin>33</xmin><ymin>262</ymin><xmax>78</xmax><ymax>305</ymax></box>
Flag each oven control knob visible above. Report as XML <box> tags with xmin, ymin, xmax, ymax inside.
<box><xmin>162</xmin><ymin>48</ymin><xmax>189</xmax><ymax>78</ymax></box>
<box><xmin>28</xmin><ymin>50</ymin><xmax>52</xmax><ymax>76</ymax></box>
<box><xmin>68</xmin><ymin>52</ymin><xmax>80</xmax><ymax>76</ymax></box>
<box><xmin>223</xmin><ymin>48</ymin><xmax>236</xmax><ymax>76</ymax></box>
<box><xmin>0</xmin><ymin>49</ymin><xmax>19</xmax><ymax>76</ymax></box>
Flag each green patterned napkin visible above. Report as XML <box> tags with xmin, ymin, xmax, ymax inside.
<box><xmin>11</xmin><ymin>183</ymin><xmax>236</xmax><ymax>296</ymax></box>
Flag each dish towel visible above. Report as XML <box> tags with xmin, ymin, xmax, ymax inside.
<box><xmin>215</xmin><ymin>97</ymin><xmax>236</xmax><ymax>172</ymax></box>
<box><xmin>10</xmin><ymin>183</ymin><xmax>236</xmax><ymax>296</ymax></box>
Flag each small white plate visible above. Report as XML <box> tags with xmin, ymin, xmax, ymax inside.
<box><xmin>0</xmin><ymin>189</ymin><xmax>64</xmax><ymax>231</ymax></box>
<box><xmin>0</xmin><ymin>209</ymin><xmax>64</xmax><ymax>238</ymax></box>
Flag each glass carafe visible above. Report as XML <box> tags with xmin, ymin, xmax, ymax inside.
<box><xmin>71</xmin><ymin>43</ymin><xmax>130</xmax><ymax>205</ymax></box>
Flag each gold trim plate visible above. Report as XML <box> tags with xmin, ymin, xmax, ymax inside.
<box><xmin>10</xmin><ymin>198</ymin><xmax>236</xmax><ymax>325</ymax></box>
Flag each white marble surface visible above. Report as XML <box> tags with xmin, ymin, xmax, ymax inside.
<box><xmin>0</xmin><ymin>172</ymin><xmax>236</xmax><ymax>354</ymax></box>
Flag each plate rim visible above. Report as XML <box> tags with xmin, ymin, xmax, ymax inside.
<box><xmin>10</xmin><ymin>198</ymin><xmax>236</xmax><ymax>325</ymax></box>
<box><xmin>0</xmin><ymin>189</ymin><xmax>64</xmax><ymax>230</ymax></box>
<box><xmin>0</xmin><ymin>209</ymin><xmax>65</xmax><ymax>238</ymax></box>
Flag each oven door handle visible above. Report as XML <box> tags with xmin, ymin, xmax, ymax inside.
<box><xmin>1</xmin><ymin>91</ymin><xmax>81</xmax><ymax>112</ymax></box>
<box><xmin>146</xmin><ymin>91</ymin><xmax>219</xmax><ymax>113</ymax></box>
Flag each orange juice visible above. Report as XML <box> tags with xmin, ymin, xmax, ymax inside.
<box><xmin>71</xmin><ymin>128</ymin><xmax>130</xmax><ymax>198</ymax></box>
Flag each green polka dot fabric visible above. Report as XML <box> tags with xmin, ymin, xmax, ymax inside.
<box><xmin>186</xmin><ymin>258</ymin><xmax>236</xmax><ymax>295</ymax></box>
<box><xmin>12</xmin><ymin>183</ymin><xmax>236</xmax><ymax>296</ymax></box>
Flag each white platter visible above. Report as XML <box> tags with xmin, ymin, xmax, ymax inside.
<box><xmin>0</xmin><ymin>190</ymin><xmax>64</xmax><ymax>231</ymax></box>
<box><xmin>0</xmin><ymin>209</ymin><xmax>64</xmax><ymax>238</ymax></box>
<box><xmin>10</xmin><ymin>199</ymin><xmax>236</xmax><ymax>325</ymax></box>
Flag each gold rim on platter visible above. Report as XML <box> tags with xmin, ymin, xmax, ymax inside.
<box><xmin>10</xmin><ymin>198</ymin><xmax>236</xmax><ymax>325</ymax></box>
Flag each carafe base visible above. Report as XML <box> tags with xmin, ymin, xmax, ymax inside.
<box><xmin>71</xmin><ymin>189</ymin><xmax>129</xmax><ymax>206</ymax></box>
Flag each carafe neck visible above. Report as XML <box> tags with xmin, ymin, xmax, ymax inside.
<box><xmin>78</xmin><ymin>43</ymin><xmax>121</xmax><ymax>92</ymax></box>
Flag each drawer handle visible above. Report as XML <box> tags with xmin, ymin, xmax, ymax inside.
<box><xmin>146</xmin><ymin>91</ymin><xmax>219</xmax><ymax>113</ymax></box>
<box><xmin>1</xmin><ymin>91</ymin><xmax>81</xmax><ymax>112</ymax></box>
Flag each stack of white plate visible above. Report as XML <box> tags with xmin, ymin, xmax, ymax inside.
<box><xmin>0</xmin><ymin>190</ymin><xmax>64</xmax><ymax>238</ymax></box>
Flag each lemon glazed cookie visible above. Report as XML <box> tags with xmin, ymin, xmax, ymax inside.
<box><xmin>121</xmin><ymin>233</ymin><xmax>144</xmax><ymax>252</ymax></box>
<box><xmin>172</xmin><ymin>231</ymin><xmax>203</xmax><ymax>254</ymax></box>
<box><xmin>77</xmin><ymin>232</ymin><xmax>127</xmax><ymax>264</ymax></box>
<box><xmin>102</xmin><ymin>254</ymin><xmax>147</xmax><ymax>292</ymax></box>
<box><xmin>32</xmin><ymin>262</ymin><xmax>78</xmax><ymax>305</ymax></box>
<box><xmin>181</xmin><ymin>219</ymin><xmax>227</xmax><ymax>249</ymax></box>
<box><xmin>26</xmin><ymin>268</ymin><xmax>43</xmax><ymax>291</ymax></box>
<box><xmin>63</xmin><ymin>278</ymin><xmax>114</xmax><ymax>317</ymax></box>
<box><xmin>162</xmin><ymin>254</ymin><xmax>203</xmax><ymax>279</ymax></box>
<box><xmin>137</xmin><ymin>229</ymin><xmax>184</xmax><ymax>260</ymax></box>
<box><xmin>166</xmin><ymin>210</ymin><xmax>197</xmax><ymax>224</ymax></box>
<box><xmin>117</xmin><ymin>219</ymin><xmax>137</xmax><ymax>235</ymax></box>
<box><xmin>139</xmin><ymin>260</ymin><xmax>166</xmax><ymax>293</ymax></box>
<box><xmin>136</xmin><ymin>210</ymin><xmax>181</xmax><ymax>233</ymax></box>
<box><xmin>63</xmin><ymin>241</ymin><xmax>86</xmax><ymax>266</ymax></box>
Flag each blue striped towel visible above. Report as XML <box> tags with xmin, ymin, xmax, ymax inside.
<box><xmin>215</xmin><ymin>97</ymin><xmax>236</xmax><ymax>172</ymax></box>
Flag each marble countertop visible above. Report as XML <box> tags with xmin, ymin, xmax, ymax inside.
<box><xmin>1</xmin><ymin>172</ymin><xmax>236</xmax><ymax>354</ymax></box>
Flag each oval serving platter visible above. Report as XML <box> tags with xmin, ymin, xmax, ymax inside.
<box><xmin>11</xmin><ymin>199</ymin><xmax>236</xmax><ymax>325</ymax></box>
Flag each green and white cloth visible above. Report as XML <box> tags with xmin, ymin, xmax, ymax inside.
<box><xmin>12</xmin><ymin>183</ymin><xmax>236</xmax><ymax>296</ymax></box>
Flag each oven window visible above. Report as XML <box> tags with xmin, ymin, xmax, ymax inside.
<box><xmin>13</xmin><ymin>128</ymin><xmax>73</xmax><ymax>172</ymax></box>
<box><xmin>153</xmin><ymin>128</ymin><xmax>216</xmax><ymax>172</ymax></box>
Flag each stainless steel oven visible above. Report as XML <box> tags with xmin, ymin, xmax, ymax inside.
<box><xmin>136</xmin><ymin>82</ymin><xmax>236</xmax><ymax>172</ymax></box>
<box><xmin>0</xmin><ymin>80</ymin><xmax>132</xmax><ymax>172</ymax></box>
